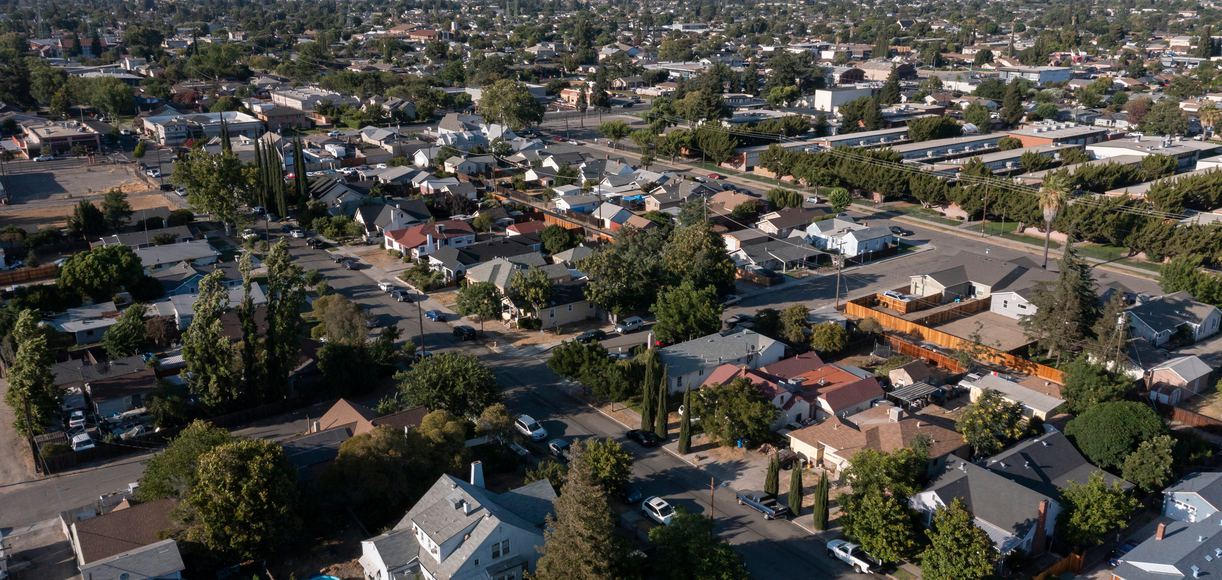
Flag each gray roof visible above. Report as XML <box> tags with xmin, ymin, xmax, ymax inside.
<box><xmin>364</xmin><ymin>528</ymin><xmax>421</xmax><ymax>574</ymax></box>
<box><xmin>921</xmin><ymin>254</ymin><xmax>1051</xmax><ymax>293</ymax></box>
<box><xmin>78</xmin><ymin>539</ymin><xmax>184</xmax><ymax>580</ymax></box>
<box><xmin>465</xmin><ymin>257</ymin><xmax>526</xmax><ymax>290</ymax></box>
<box><xmin>93</xmin><ymin>225</ymin><xmax>196</xmax><ymax>249</ymax></box>
<box><xmin>961</xmin><ymin>374</ymin><xmax>1065</xmax><ymax>416</ymax></box>
<box><xmin>985</xmin><ymin>431</ymin><xmax>1129</xmax><ymax>499</ymax></box>
<box><xmin>133</xmin><ymin>241</ymin><xmax>218</xmax><ymax>268</ymax></box>
<box><xmin>553</xmin><ymin>245</ymin><xmax>594</xmax><ymax>266</ymax></box>
<box><xmin>659</xmin><ymin>329</ymin><xmax>779</xmax><ymax>378</ymax></box>
<box><xmin>1128</xmin><ymin>291</ymin><xmax>1220</xmax><ymax>333</ymax></box>
<box><xmin>1165</xmin><ymin>472</ymin><xmax>1222</xmax><ymax>514</ymax></box>
<box><xmin>1155</xmin><ymin>355</ymin><xmax>1214</xmax><ymax>383</ymax></box>
<box><xmin>281</xmin><ymin>426</ymin><xmax>354</xmax><ymax>472</ymax></box>
<box><xmin>1114</xmin><ymin>517</ymin><xmax>1222</xmax><ymax>580</ymax></box>
<box><xmin>922</xmin><ymin>458</ymin><xmax>1057</xmax><ymax>553</ymax></box>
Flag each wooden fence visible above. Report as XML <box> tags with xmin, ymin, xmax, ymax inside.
<box><xmin>907</xmin><ymin>298</ymin><xmax>992</xmax><ymax>327</ymax></box>
<box><xmin>490</xmin><ymin>184</ymin><xmax>615</xmax><ymax>239</ymax></box>
<box><xmin>1161</xmin><ymin>402</ymin><xmax>1222</xmax><ymax>432</ymax></box>
<box><xmin>847</xmin><ymin>294</ymin><xmax>1065</xmax><ymax>384</ymax></box>
<box><xmin>878</xmin><ymin>291</ymin><xmax>942</xmax><ymax>314</ymax></box>
<box><xmin>1034</xmin><ymin>552</ymin><xmax>1083</xmax><ymax>580</ymax></box>
<box><xmin>0</xmin><ymin>264</ymin><xmax>59</xmax><ymax>286</ymax></box>
<box><xmin>885</xmin><ymin>335</ymin><xmax>966</xmax><ymax>374</ymax></box>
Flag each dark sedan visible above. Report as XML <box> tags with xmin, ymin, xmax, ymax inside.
<box><xmin>575</xmin><ymin>329</ymin><xmax>607</xmax><ymax>343</ymax></box>
<box><xmin>626</xmin><ymin>429</ymin><xmax>661</xmax><ymax>447</ymax></box>
<box><xmin>453</xmin><ymin>325</ymin><xmax>478</xmax><ymax>340</ymax></box>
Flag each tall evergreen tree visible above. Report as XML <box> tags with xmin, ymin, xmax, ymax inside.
<box><xmin>1021</xmin><ymin>245</ymin><xmax>1099</xmax><ymax>364</ymax></box>
<box><xmin>534</xmin><ymin>442</ymin><xmax>623</xmax><ymax>580</ymax></box>
<box><xmin>1000</xmin><ymin>80</ymin><xmax>1024</xmax><ymax>126</ymax></box>
<box><xmin>677</xmin><ymin>386</ymin><xmax>692</xmax><ymax>454</ymax></box>
<box><xmin>653</xmin><ymin>368</ymin><xmax>668</xmax><ymax>439</ymax></box>
<box><xmin>237</xmin><ymin>252</ymin><xmax>261</xmax><ymax>402</ymax></box>
<box><xmin>182</xmin><ymin>270</ymin><xmax>239</xmax><ymax>408</ymax></box>
<box><xmin>103</xmin><ymin>303</ymin><xmax>148</xmax><ymax>358</ymax></box>
<box><xmin>292</xmin><ymin>136</ymin><xmax>307</xmax><ymax>206</ymax></box>
<box><xmin>764</xmin><ymin>454</ymin><xmax>780</xmax><ymax>496</ymax></box>
<box><xmin>640</xmin><ymin>348</ymin><xmax>657</xmax><ymax>431</ymax></box>
<box><xmin>5</xmin><ymin>310</ymin><xmax>58</xmax><ymax>436</ymax></box>
<box><xmin>812</xmin><ymin>472</ymin><xmax>829</xmax><ymax>531</ymax></box>
<box><xmin>1086</xmin><ymin>291</ymin><xmax>1130</xmax><ymax>368</ymax></box>
<box><xmin>219</xmin><ymin>114</ymin><xmax>232</xmax><ymax>155</ymax></box>
<box><xmin>872</xmin><ymin>32</ymin><xmax>890</xmax><ymax>59</ymax></box>
<box><xmin>787</xmin><ymin>466</ymin><xmax>803</xmax><ymax>515</ymax></box>
<box><xmin>878</xmin><ymin>68</ymin><xmax>901</xmax><ymax>105</ymax></box>
<box><xmin>262</xmin><ymin>240</ymin><xmax>305</xmax><ymax>400</ymax></box>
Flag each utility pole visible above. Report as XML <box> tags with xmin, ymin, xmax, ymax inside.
<box><xmin>833</xmin><ymin>255</ymin><xmax>845</xmax><ymax>308</ymax></box>
<box><xmin>980</xmin><ymin>184</ymin><xmax>989</xmax><ymax>237</ymax></box>
<box><xmin>709</xmin><ymin>476</ymin><xmax>716</xmax><ymax>520</ymax></box>
<box><xmin>416</xmin><ymin>297</ymin><xmax>426</xmax><ymax>350</ymax></box>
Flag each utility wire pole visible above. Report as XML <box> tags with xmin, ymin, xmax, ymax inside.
<box><xmin>709</xmin><ymin>476</ymin><xmax>716</xmax><ymax>520</ymax></box>
<box><xmin>833</xmin><ymin>255</ymin><xmax>845</xmax><ymax>308</ymax></box>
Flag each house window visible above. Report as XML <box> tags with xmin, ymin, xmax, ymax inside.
<box><xmin>1003</xmin><ymin>300</ymin><xmax>1008</xmax><ymax>308</ymax></box>
<box><xmin>492</xmin><ymin>540</ymin><xmax>509</xmax><ymax>558</ymax></box>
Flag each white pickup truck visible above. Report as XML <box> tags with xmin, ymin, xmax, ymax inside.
<box><xmin>827</xmin><ymin>539</ymin><xmax>878</xmax><ymax>574</ymax></box>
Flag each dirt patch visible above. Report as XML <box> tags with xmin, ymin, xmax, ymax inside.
<box><xmin>0</xmin><ymin>378</ymin><xmax>37</xmax><ymax>486</ymax></box>
<box><xmin>271</xmin><ymin>517</ymin><xmax>368</xmax><ymax>580</ymax></box>
<box><xmin>348</xmin><ymin>245</ymin><xmax>406</xmax><ymax>272</ymax></box>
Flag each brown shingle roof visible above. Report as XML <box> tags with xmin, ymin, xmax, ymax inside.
<box><xmin>73</xmin><ymin>498</ymin><xmax>178</xmax><ymax>564</ymax></box>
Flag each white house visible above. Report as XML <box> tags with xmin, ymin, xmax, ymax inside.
<box><xmin>805</xmin><ymin>217</ymin><xmax>896</xmax><ymax>257</ymax></box>
<box><xmin>384</xmin><ymin>221</ymin><xmax>477</xmax><ymax>259</ymax></box>
<box><xmin>961</xmin><ymin>373</ymin><xmax>1066</xmax><ymax>420</ymax></box>
<box><xmin>990</xmin><ymin>289</ymin><xmax>1037</xmax><ymax>320</ymax></box>
<box><xmin>1127</xmin><ymin>291</ymin><xmax>1221</xmax><ymax>347</ymax></box>
<box><xmin>658</xmin><ymin>329</ymin><xmax>785</xmax><ymax>393</ymax></box>
<box><xmin>133</xmin><ymin>241</ymin><xmax>219</xmax><ymax>273</ymax></box>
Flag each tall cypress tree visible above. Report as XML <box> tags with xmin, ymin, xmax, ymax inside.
<box><xmin>292</xmin><ymin>136</ymin><xmax>307</xmax><ymax>206</ymax></box>
<box><xmin>4</xmin><ymin>310</ymin><xmax>58</xmax><ymax>436</ymax></box>
<box><xmin>878</xmin><ymin>68</ymin><xmax>901</xmax><ymax>105</ymax></box>
<box><xmin>764</xmin><ymin>454</ymin><xmax>780</xmax><ymax>497</ymax></box>
<box><xmin>640</xmin><ymin>349</ymin><xmax>656</xmax><ymax>431</ymax></box>
<box><xmin>813</xmin><ymin>473</ymin><xmax>829</xmax><ymax>530</ymax></box>
<box><xmin>262</xmin><ymin>240</ymin><xmax>306</xmax><ymax>397</ymax></box>
<box><xmin>237</xmin><ymin>252</ymin><xmax>261</xmax><ymax>403</ymax></box>
<box><xmin>1021</xmin><ymin>244</ymin><xmax>1099</xmax><ymax>364</ymax></box>
<box><xmin>534</xmin><ymin>442</ymin><xmax>622</xmax><ymax>579</ymax></box>
<box><xmin>182</xmin><ymin>270</ymin><xmax>239</xmax><ymax>408</ymax></box>
<box><xmin>653</xmin><ymin>368</ymin><xmax>668</xmax><ymax>439</ymax></box>
<box><xmin>1001</xmin><ymin>80</ymin><xmax>1024</xmax><ymax>126</ymax></box>
<box><xmin>677</xmin><ymin>387</ymin><xmax>692</xmax><ymax>454</ymax></box>
<box><xmin>788</xmin><ymin>465</ymin><xmax>804</xmax><ymax>515</ymax></box>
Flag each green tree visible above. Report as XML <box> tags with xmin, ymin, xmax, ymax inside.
<box><xmin>694</xmin><ymin>126</ymin><xmax>736</xmax><ymax>165</ymax></box>
<box><xmin>964</xmin><ymin>103</ymin><xmax>991</xmax><ymax>131</ymax></box>
<box><xmin>663</xmin><ymin>223</ymin><xmax>737</xmax><ymax>293</ymax></box>
<box><xmin>846</xmin><ymin>491</ymin><xmax>919</xmax><ymax>563</ymax></box>
<box><xmin>827</xmin><ymin>188</ymin><xmax>852</xmax><ymax>213</ymax></box>
<box><xmin>103</xmin><ymin>303</ymin><xmax>148</xmax><ymax>358</ymax></box>
<box><xmin>878</xmin><ymin>68</ymin><xmax>901</xmax><ymax>105</ymax></box>
<box><xmin>906</xmin><ymin>116</ymin><xmax>963</xmax><ymax>142</ymax></box>
<box><xmin>1037</xmin><ymin>170</ymin><xmax>1071</xmax><ymax>270</ymax></box>
<box><xmin>1141</xmin><ymin>99</ymin><xmax>1188</xmax><ymax>136</ymax></box>
<box><xmin>920</xmin><ymin>499</ymin><xmax>996</xmax><ymax>580</ymax></box>
<box><xmin>58</xmin><ymin>244</ymin><xmax>143</xmax><ymax>301</ymax></box>
<box><xmin>648</xmin><ymin>511</ymin><xmax>748</xmax><ymax>580</ymax></box>
<box><xmin>321</xmin><ymin>425</ymin><xmax>420</xmax><ymax>526</ymax></box>
<box><xmin>598</xmin><ymin>120</ymin><xmax>631</xmax><ymax>149</ymax></box>
<box><xmin>1060</xmin><ymin>359</ymin><xmax>1132</xmax><ymax>414</ymax></box>
<box><xmin>1085</xmin><ymin>291</ymin><xmax>1132</xmax><ymax>368</ymax></box>
<box><xmin>677</xmin><ymin>386</ymin><xmax>692</xmax><ymax>453</ymax></box>
<box><xmin>1065</xmin><ymin>401</ymin><xmax>1166</xmax><ymax>469</ymax></box>
<box><xmin>311</xmin><ymin>294</ymin><xmax>366</xmax><ymax>345</ymax></box>
<box><xmin>997</xmin><ymin>136</ymin><xmax>1023</xmax><ymax>150</ymax></box>
<box><xmin>509</xmin><ymin>267</ymin><xmax>553</xmax><ymax>325</ymax></box>
<box><xmin>526</xmin><ymin>460</ymin><xmax>569</xmax><ymax>493</ymax></box>
<box><xmin>787</xmin><ymin>465</ymin><xmax>803</xmax><ymax>515</ymax></box>
<box><xmin>455</xmin><ymin>282</ymin><xmax>504</xmax><ymax>332</ymax></box>
<box><xmin>582</xmin><ymin>437</ymin><xmax>633</xmax><ymax>495</ymax></box>
<box><xmin>534</xmin><ymin>441</ymin><xmax>624</xmax><ymax>580</ymax></box>
<box><xmin>182</xmin><ymin>439</ymin><xmax>299</xmax><ymax>559</ymax></box>
<box><xmin>236</xmin><ymin>252</ymin><xmax>260</xmax><ymax>400</ymax></box>
<box><xmin>1022</xmin><ymin>245</ymin><xmax>1098</xmax><ymax>364</ymax></box>
<box><xmin>262</xmin><ymin>240</ymin><xmax>305</xmax><ymax>398</ymax></box>
<box><xmin>693</xmin><ymin>377</ymin><xmax>778</xmax><ymax>447</ymax></box>
<box><xmin>393</xmin><ymin>352</ymin><xmax>500</xmax><ymax>418</ymax></box>
<box><xmin>764</xmin><ymin>454</ymin><xmax>780</xmax><ymax>496</ymax></box>
<box><xmin>956</xmin><ymin>389</ymin><xmax>1027</xmax><ymax>457</ymax></box>
<box><xmin>171</xmin><ymin>149</ymin><xmax>250</xmax><ymax>228</ymax></box>
<box><xmin>478</xmin><ymin>79</ymin><xmax>545</xmax><ymax>130</ymax></box>
<box><xmin>1122</xmin><ymin>434</ymin><xmax>1175</xmax><ymax>492</ymax></box>
<box><xmin>810</xmin><ymin>322</ymin><xmax>847</xmax><ymax>353</ymax></box>
<box><xmin>181</xmin><ymin>271</ymin><xmax>239</xmax><ymax>408</ymax></box>
<box><xmin>137</xmin><ymin>420</ymin><xmax>234</xmax><ymax>501</ymax></box>
<box><xmin>100</xmin><ymin>189</ymin><xmax>133</xmax><ymax>233</ymax></box>
<box><xmin>812</xmin><ymin>473</ymin><xmax>830</xmax><ymax>531</ymax></box>
<box><xmin>476</xmin><ymin>402</ymin><xmax>516</xmax><ymax>443</ymax></box>
<box><xmin>654</xmin><ymin>369</ymin><xmax>669</xmax><ymax>439</ymax></box>
<box><xmin>4</xmin><ymin>310</ymin><xmax>58</xmax><ymax>436</ymax></box>
<box><xmin>540</xmin><ymin>224</ymin><xmax>581</xmax><ymax>254</ymax></box>
<box><xmin>67</xmin><ymin>200</ymin><xmax>107</xmax><ymax>239</ymax></box>
<box><xmin>1058</xmin><ymin>472</ymin><xmax>1138</xmax><ymax>547</ymax></box>
<box><xmin>132</xmin><ymin>141</ymin><xmax>146</xmax><ymax>158</ymax></box>
<box><xmin>650</xmin><ymin>281</ymin><xmax>722</xmax><ymax>344</ymax></box>
<box><xmin>779</xmin><ymin>304</ymin><xmax>808</xmax><ymax>345</ymax></box>
<box><xmin>640</xmin><ymin>348</ymin><xmax>659</xmax><ymax>431</ymax></box>
<box><xmin>1000</xmin><ymin>80</ymin><xmax>1025</xmax><ymax>126</ymax></box>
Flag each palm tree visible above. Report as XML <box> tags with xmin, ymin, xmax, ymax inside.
<box><xmin>1038</xmin><ymin>170</ymin><xmax>1071</xmax><ymax>269</ymax></box>
<box><xmin>1200</xmin><ymin>102</ymin><xmax>1221</xmax><ymax>132</ymax></box>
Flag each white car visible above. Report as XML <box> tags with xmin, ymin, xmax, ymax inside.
<box><xmin>144</xmin><ymin>168</ymin><xmax>160</xmax><ymax>178</ymax></box>
<box><xmin>290</xmin><ymin>229</ymin><xmax>305</xmax><ymax>238</ymax></box>
<box><xmin>34</xmin><ymin>154</ymin><xmax>55</xmax><ymax>162</ymax></box>
<box><xmin>641</xmin><ymin>496</ymin><xmax>676</xmax><ymax>525</ymax></box>
<box><xmin>241</xmin><ymin>228</ymin><xmax>259</xmax><ymax>241</ymax></box>
<box><xmin>69</xmin><ymin>430</ymin><xmax>95</xmax><ymax>452</ymax></box>
<box><xmin>615</xmin><ymin>316</ymin><xmax>645</xmax><ymax>334</ymax></box>
<box><xmin>514</xmin><ymin>414</ymin><xmax>548</xmax><ymax>441</ymax></box>
<box><xmin>327</xmin><ymin>130</ymin><xmax>342</xmax><ymax>137</ymax></box>
<box><xmin>378</xmin><ymin>279</ymin><xmax>397</xmax><ymax>292</ymax></box>
<box><xmin>67</xmin><ymin>410</ymin><xmax>87</xmax><ymax>429</ymax></box>
<box><xmin>827</xmin><ymin>540</ymin><xmax>877</xmax><ymax>574</ymax></box>
<box><xmin>174</xmin><ymin>187</ymin><xmax>188</xmax><ymax>197</ymax></box>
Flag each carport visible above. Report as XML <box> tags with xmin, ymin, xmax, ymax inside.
<box><xmin>888</xmin><ymin>381</ymin><xmax>943</xmax><ymax>410</ymax></box>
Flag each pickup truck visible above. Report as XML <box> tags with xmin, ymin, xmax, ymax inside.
<box><xmin>735</xmin><ymin>490</ymin><xmax>791</xmax><ymax>520</ymax></box>
<box><xmin>827</xmin><ymin>539</ymin><xmax>878</xmax><ymax>574</ymax></box>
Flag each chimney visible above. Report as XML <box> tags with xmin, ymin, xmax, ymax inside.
<box><xmin>470</xmin><ymin>461</ymin><xmax>485</xmax><ymax>489</ymax></box>
<box><xmin>1031</xmin><ymin>500</ymin><xmax>1050</xmax><ymax>555</ymax></box>
<box><xmin>887</xmin><ymin>406</ymin><xmax>902</xmax><ymax>422</ymax></box>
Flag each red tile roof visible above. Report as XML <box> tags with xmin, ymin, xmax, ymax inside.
<box><xmin>760</xmin><ymin>352</ymin><xmax>824</xmax><ymax>379</ymax></box>
<box><xmin>507</xmin><ymin>221</ymin><xmax>547</xmax><ymax>235</ymax></box>
<box><xmin>790</xmin><ymin>364</ymin><xmax>884</xmax><ymax>413</ymax></box>
<box><xmin>386</xmin><ymin>220</ymin><xmax>475</xmax><ymax>249</ymax></box>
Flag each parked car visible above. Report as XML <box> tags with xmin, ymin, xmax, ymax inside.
<box><xmin>144</xmin><ymin>168</ymin><xmax>161</xmax><ymax>178</ymax></box>
<box><xmin>391</xmin><ymin>289</ymin><xmax>412</xmax><ymax>302</ymax></box>
<box><xmin>425</xmin><ymin>310</ymin><xmax>444</xmax><ymax>322</ymax></box>
<box><xmin>342</xmin><ymin>259</ymin><xmax>358</xmax><ymax>270</ymax></box>
<box><xmin>290</xmin><ymin>228</ymin><xmax>305</xmax><ymax>238</ymax></box>
<box><xmin>736</xmin><ymin>490</ymin><xmax>791</xmax><ymax>520</ymax></box>
<box><xmin>453</xmin><ymin>325</ymin><xmax>478</xmax><ymax>341</ymax></box>
<box><xmin>721</xmin><ymin>294</ymin><xmax>742</xmax><ymax>306</ymax></box>
<box><xmin>515</xmin><ymin>414</ymin><xmax>548</xmax><ymax>441</ymax></box>
<box><xmin>575</xmin><ymin>329</ymin><xmax>606</xmax><ymax>343</ymax></box>
<box><xmin>827</xmin><ymin>540</ymin><xmax>878</xmax><ymax>574</ymax></box>
<box><xmin>626</xmin><ymin>429</ymin><xmax>661</xmax><ymax>447</ymax></box>
<box><xmin>412</xmin><ymin>349</ymin><xmax>434</xmax><ymax>362</ymax></box>
<box><xmin>1109</xmin><ymin>539</ymin><xmax>1141</xmax><ymax>567</ymax></box>
<box><xmin>725</xmin><ymin>313</ymin><xmax>753</xmax><ymax>328</ymax></box>
<box><xmin>241</xmin><ymin>228</ymin><xmax>259</xmax><ymax>241</ymax></box>
<box><xmin>331</xmin><ymin>254</ymin><xmax>349</xmax><ymax>263</ymax></box>
<box><xmin>68</xmin><ymin>429</ymin><xmax>95</xmax><ymax>452</ymax></box>
<box><xmin>707</xmin><ymin>172</ymin><xmax>723</xmax><ymax>180</ymax></box>
<box><xmin>378</xmin><ymin>280</ymin><xmax>397</xmax><ymax>292</ymax></box>
<box><xmin>67</xmin><ymin>410</ymin><xmax>87</xmax><ymax>429</ymax></box>
<box><xmin>889</xmin><ymin>226</ymin><xmax>914</xmax><ymax>237</ymax></box>
<box><xmin>641</xmin><ymin>496</ymin><xmax>676</xmax><ymax>525</ymax></box>
<box><xmin>547</xmin><ymin>438</ymin><xmax>571</xmax><ymax>460</ymax></box>
<box><xmin>174</xmin><ymin>187</ymin><xmax>187</xmax><ymax>197</ymax></box>
<box><xmin>34</xmin><ymin>154</ymin><xmax>56</xmax><ymax>162</ymax></box>
<box><xmin>620</xmin><ymin>484</ymin><xmax>644</xmax><ymax>504</ymax></box>
<box><xmin>614</xmin><ymin>316</ymin><xmax>645</xmax><ymax>334</ymax></box>
<box><xmin>307</xmin><ymin>238</ymin><xmax>328</xmax><ymax>249</ymax></box>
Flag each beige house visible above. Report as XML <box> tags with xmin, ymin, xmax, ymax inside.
<box><xmin>787</xmin><ymin>404</ymin><xmax>965</xmax><ymax>477</ymax></box>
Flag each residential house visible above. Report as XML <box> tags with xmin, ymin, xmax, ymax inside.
<box><xmin>358</xmin><ymin>469</ymin><xmax>556</xmax><ymax>580</ymax></box>
<box><xmin>659</xmin><ymin>329</ymin><xmax>786</xmax><ymax>393</ymax></box>
<box><xmin>805</xmin><ymin>216</ymin><xmax>895</xmax><ymax>258</ymax></box>
<box><xmin>152</xmin><ymin>284</ymin><xmax>267</xmax><ymax>330</ymax></box>
<box><xmin>51</xmin><ymin>302</ymin><xmax>121</xmax><ymax>344</ymax></box>
<box><xmin>92</xmin><ymin>225</ymin><xmax>197</xmax><ymax>249</ymax></box>
<box><xmin>701</xmin><ymin>365</ymin><xmax>811</xmax><ymax>428</ymax></box>
<box><xmin>908</xmin><ymin>255</ymin><xmax>1050</xmax><ymax>303</ymax></box>
<box><xmin>504</xmin><ymin>280</ymin><xmax>598</xmax><ymax>330</ymax></box>
<box><xmin>86</xmin><ymin>363</ymin><xmax>158</xmax><ymax>419</ymax></box>
<box><xmin>775</xmin><ymin>361</ymin><xmax>885</xmax><ymax>421</ymax></box>
<box><xmin>960</xmin><ymin>373</ymin><xmax>1066</xmax><ymax>420</ymax></box>
<box><xmin>787</xmin><ymin>404</ymin><xmax>966</xmax><ymax>477</ymax></box>
<box><xmin>309</xmin><ymin>177</ymin><xmax>370</xmax><ymax>217</ymax></box>
<box><xmin>553</xmin><ymin>194</ymin><xmax>600</xmax><ymax>214</ymax></box>
<box><xmin>990</xmin><ymin>288</ymin><xmax>1038</xmax><ymax>320</ymax></box>
<box><xmin>592</xmin><ymin>202</ymin><xmax>632</xmax><ymax>230</ymax></box>
<box><xmin>551</xmin><ymin>245</ymin><xmax>593</xmax><ymax>267</ymax></box>
<box><xmin>985</xmin><ymin>431</ymin><xmax>1129</xmax><ymax>499</ymax></box>
<box><xmin>281</xmin><ymin>425</ymin><xmax>357</xmax><ymax>481</ymax></box>
<box><xmin>427</xmin><ymin>238</ymin><xmax>544</xmax><ymax>282</ymax></box>
<box><xmin>66</xmin><ymin>498</ymin><xmax>185</xmax><ymax>580</ymax></box>
<box><xmin>312</xmin><ymin>398</ymin><xmax>428</xmax><ymax>437</ymax></box>
<box><xmin>1126</xmin><ymin>291</ymin><xmax>1221</xmax><ymax>347</ymax></box>
<box><xmin>384</xmin><ymin>221</ymin><xmax>477</xmax><ymax>259</ymax></box>
<box><xmin>889</xmin><ymin>360</ymin><xmax>937</xmax><ymax>387</ymax></box>
<box><xmin>997</xmin><ymin>65</ymin><xmax>1072</xmax><ymax>85</ymax></box>
<box><xmin>1114</xmin><ymin>472</ymin><xmax>1222</xmax><ymax>579</ymax></box>
<box><xmin>133</xmin><ymin>241</ymin><xmax>219</xmax><ymax>273</ymax></box>
<box><xmin>731</xmin><ymin>241</ymin><xmax>824</xmax><ymax>273</ymax></box>
<box><xmin>354</xmin><ymin>200</ymin><xmax>432</xmax><ymax>237</ymax></box>
<box><xmin>506</xmin><ymin>221</ymin><xmax>548</xmax><ymax>237</ymax></box>
<box><xmin>910</xmin><ymin>458</ymin><xmax>1059</xmax><ymax>557</ymax></box>
<box><xmin>1147</xmin><ymin>355</ymin><xmax>1215</xmax><ymax>404</ymax></box>
<box><xmin>755</xmin><ymin>208</ymin><xmax>824</xmax><ymax>238</ymax></box>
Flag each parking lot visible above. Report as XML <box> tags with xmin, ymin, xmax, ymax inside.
<box><xmin>0</xmin><ymin>156</ymin><xmax>177</xmax><ymax>231</ymax></box>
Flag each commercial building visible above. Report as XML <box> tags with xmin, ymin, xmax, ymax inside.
<box><xmin>141</xmin><ymin>111</ymin><xmax>263</xmax><ymax>146</ymax></box>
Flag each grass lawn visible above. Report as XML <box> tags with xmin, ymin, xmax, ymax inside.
<box><xmin>894</xmin><ymin>205</ymin><xmax>963</xmax><ymax>227</ymax></box>
<box><xmin>690</xmin><ymin>161</ymin><xmax>739</xmax><ymax>175</ymax></box>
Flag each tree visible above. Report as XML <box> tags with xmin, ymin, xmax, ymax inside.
<box><xmin>68</xmin><ymin>200</ymin><xmax>107</xmax><ymax>239</ymax></box>
<box><xmin>100</xmin><ymin>189</ymin><xmax>133</xmax><ymax>233</ymax></box>
<box><xmin>534</xmin><ymin>442</ymin><xmax>624</xmax><ymax>580</ymax></box>
<box><xmin>920</xmin><ymin>499</ymin><xmax>996</xmax><ymax>580</ymax></box>
<box><xmin>1000</xmin><ymin>80</ymin><xmax>1025</xmax><ymax>126</ymax></box>
<box><xmin>973</xmin><ymin>49</ymin><xmax>995</xmax><ymax>66</ymax></box>
<box><xmin>663</xmin><ymin>223</ymin><xmax>737</xmax><ymax>293</ymax></box>
<box><xmin>478</xmin><ymin>79</ymin><xmax>545</xmax><ymax>130</ymax></box>
<box><xmin>393</xmin><ymin>352</ymin><xmax>499</xmax><ymax>418</ymax></box>
<box><xmin>827</xmin><ymin>188</ymin><xmax>852</xmax><ymax>213</ymax></box>
<box><xmin>137</xmin><ymin>420</ymin><xmax>234</xmax><ymax>501</ymax></box>
<box><xmin>181</xmin><ymin>271</ymin><xmax>239</xmax><ymax>409</ymax></box>
<box><xmin>58</xmin><ymin>244</ymin><xmax>144</xmax><ymax>301</ymax></box>
<box><xmin>540</xmin><ymin>224</ymin><xmax>581</xmax><ymax>254</ymax></box>
<box><xmin>810</xmin><ymin>322</ymin><xmax>847</xmax><ymax>354</ymax></box>
<box><xmin>1037</xmin><ymin>170</ymin><xmax>1070</xmax><ymax>269</ymax></box>
<box><xmin>321</xmin><ymin>425</ymin><xmax>420</xmax><ymax>527</ymax></box>
<box><xmin>694</xmin><ymin>126</ymin><xmax>736</xmax><ymax>165</ymax></box>
<box><xmin>4</xmin><ymin>310</ymin><xmax>58</xmax><ymax>436</ymax></box>
<box><xmin>678</xmin><ymin>387</ymin><xmax>693</xmax><ymax>453</ymax></box>
<box><xmin>1122</xmin><ymin>434</ymin><xmax>1175</xmax><ymax>492</ymax></box>
<box><xmin>1024</xmin><ymin>245</ymin><xmax>1100</xmax><ymax>364</ymax></box>
<box><xmin>1058</xmin><ymin>472</ymin><xmax>1138</xmax><ymax>547</ymax></box>
<box><xmin>509</xmin><ymin>267</ymin><xmax>552</xmax><ymax>326</ymax></box>
<box><xmin>172</xmin><ymin>149</ymin><xmax>249</xmax><ymax>228</ymax></box>
<box><xmin>476</xmin><ymin>402</ymin><xmax>516</xmax><ymax>443</ymax></box>
<box><xmin>582</xmin><ymin>437</ymin><xmax>633</xmax><ymax>495</ymax></box>
<box><xmin>640</xmin><ymin>347</ymin><xmax>659</xmax><ymax>431</ymax></box>
<box><xmin>907</xmin><ymin>116</ymin><xmax>963</xmax><ymax>142</ymax></box>
<box><xmin>812</xmin><ymin>473</ymin><xmax>830</xmax><ymax>531</ymax></box>
<box><xmin>997</xmin><ymin>136</ymin><xmax>1023</xmax><ymax>150</ymax></box>
<box><xmin>964</xmin><ymin>103</ymin><xmax>991</xmax><ymax>131</ymax></box>
<box><xmin>455</xmin><ymin>282</ymin><xmax>503</xmax><ymax>332</ymax></box>
<box><xmin>133</xmin><ymin>141</ymin><xmax>146</xmax><ymax>158</ymax></box>
<box><xmin>878</xmin><ymin>68</ymin><xmax>901</xmax><ymax>105</ymax></box>
<box><xmin>648</xmin><ymin>511</ymin><xmax>748</xmax><ymax>580</ymax></box>
<box><xmin>766</xmin><ymin>85</ymin><xmax>800</xmax><ymax>108</ymax></box>
<box><xmin>1141</xmin><ymin>99</ymin><xmax>1188</xmax><ymax>136</ymax></box>
<box><xmin>651</xmin><ymin>281</ymin><xmax>722</xmax><ymax>344</ymax></box>
<box><xmin>846</xmin><ymin>492</ymin><xmax>919</xmax><ymax>563</ymax></box>
<box><xmin>311</xmin><ymin>294</ymin><xmax>366</xmax><ymax>345</ymax></box>
<box><xmin>693</xmin><ymin>378</ymin><xmax>778</xmax><ymax>447</ymax></box>
<box><xmin>236</xmin><ymin>252</ymin><xmax>260</xmax><ymax>399</ymax></box>
<box><xmin>956</xmin><ymin>389</ymin><xmax>1027</xmax><ymax>457</ymax></box>
<box><xmin>839</xmin><ymin>97</ymin><xmax>882</xmax><ymax>132</ymax></box>
<box><xmin>1061</xmin><ymin>359</ymin><xmax>1132</xmax><ymax>414</ymax></box>
<box><xmin>580</xmin><ymin>228</ymin><xmax>667</xmax><ymax>318</ymax></box>
<box><xmin>1065</xmin><ymin>401</ymin><xmax>1166</xmax><ymax>469</ymax></box>
<box><xmin>262</xmin><ymin>240</ymin><xmax>305</xmax><ymax>398</ymax></box>
<box><xmin>1085</xmin><ymin>291</ymin><xmax>1131</xmax><ymax>368</ymax></box>
<box><xmin>767</xmin><ymin>188</ymin><xmax>803</xmax><ymax>209</ymax></box>
<box><xmin>654</xmin><ymin>369</ymin><xmax>669</xmax><ymax>439</ymax></box>
<box><xmin>182</xmin><ymin>439</ymin><xmax>299</xmax><ymax>559</ymax></box>
<box><xmin>779</xmin><ymin>304</ymin><xmax>808</xmax><ymax>345</ymax></box>
<box><xmin>787</xmin><ymin>465</ymin><xmax>803</xmax><ymax>515</ymax></box>
<box><xmin>764</xmin><ymin>454</ymin><xmax>780</xmax><ymax>497</ymax></box>
<box><xmin>598</xmin><ymin>120</ymin><xmax>631</xmax><ymax>149</ymax></box>
<box><xmin>103</xmin><ymin>303</ymin><xmax>148</xmax><ymax>358</ymax></box>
